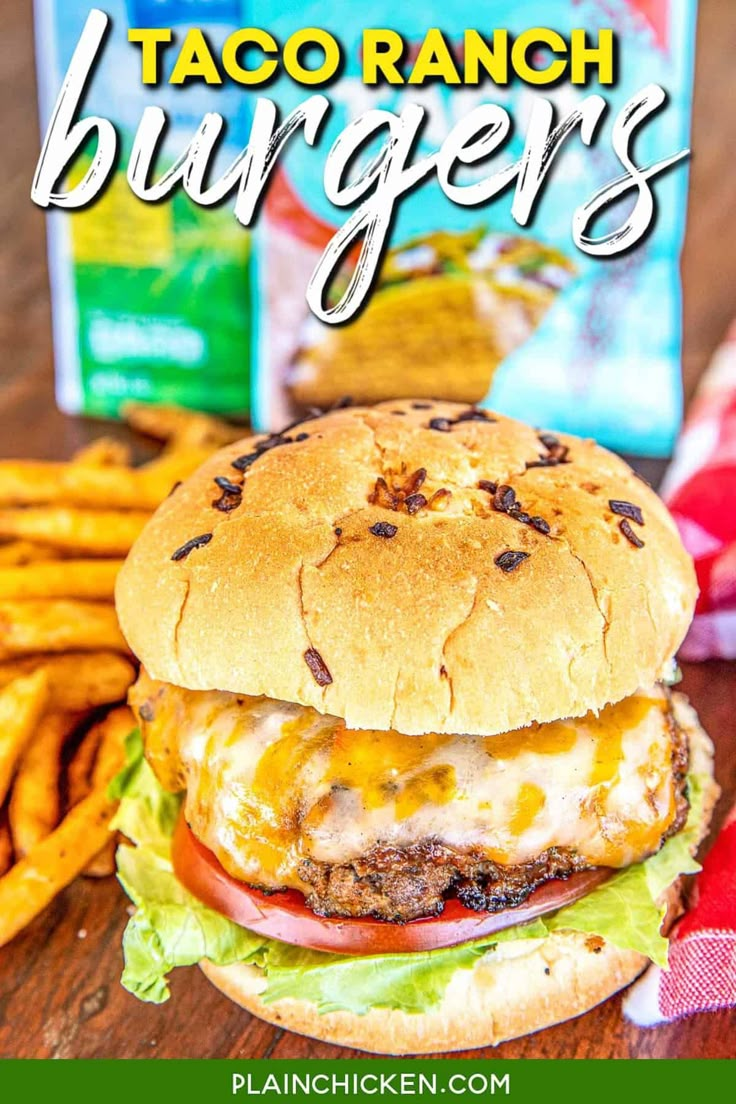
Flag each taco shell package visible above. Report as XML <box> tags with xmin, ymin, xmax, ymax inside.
<box><xmin>251</xmin><ymin>0</ymin><xmax>696</xmax><ymax>455</ymax></box>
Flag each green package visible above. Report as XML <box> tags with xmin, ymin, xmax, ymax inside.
<box><xmin>35</xmin><ymin>0</ymin><xmax>251</xmax><ymax>418</ymax></box>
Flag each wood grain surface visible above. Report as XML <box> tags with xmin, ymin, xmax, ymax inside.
<box><xmin>1</xmin><ymin>0</ymin><xmax>735</xmax><ymax>1061</ymax></box>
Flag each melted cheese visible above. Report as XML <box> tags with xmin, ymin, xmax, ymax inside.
<box><xmin>131</xmin><ymin>673</ymin><xmax>682</xmax><ymax>893</ymax></box>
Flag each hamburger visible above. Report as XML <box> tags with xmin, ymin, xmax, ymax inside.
<box><xmin>288</xmin><ymin>230</ymin><xmax>575</xmax><ymax>409</ymax></box>
<box><xmin>113</xmin><ymin>399</ymin><xmax>718</xmax><ymax>1054</ymax></box>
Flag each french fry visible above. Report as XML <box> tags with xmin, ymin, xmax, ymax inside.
<box><xmin>61</xmin><ymin>465</ymin><xmax>156</xmax><ymax>509</ymax></box>
<box><xmin>72</xmin><ymin>437</ymin><xmax>132</xmax><ymax>467</ymax></box>
<box><xmin>0</xmin><ymin>652</ymin><xmax>136</xmax><ymax>712</ymax></box>
<box><xmin>122</xmin><ymin>401</ymin><xmax>243</xmax><ymax>448</ymax></box>
<box><xmin>68</xmin><ymin>705</ymin><xmax>135</xmax><ymax>809</ymax></box>
<box><xmin>0</xmin><ymin>670</ymin><xmax>49</xmax><ymax>805</ymax></box>
<box><xmin>0</xmin><ymin>462</ymin><xmax>62</xmax><ymax>506</ymax></box>
<box><xmin>0</xmin><ymin>705</ymin><xmax>132</xmax><ymax>947</ymax></box>
<box><xmin>0</xmin><ymin>464</ymin><xmax>154</xmax><ymax>511</ymax></box>
<box><xmin>0</xmin><ymin>787</ymin><xmax>120</xmax><ymax>948</ymax></box>
<box><xmin>83</xmin><ymin>835</ymin><xmax>118</xmax><ymax>878</ymax></box>
<box><xmin>92</xmin><ymin>705</ymin><xmax>136</xmax><ymax>785</ymax></box>
<box><xmin>0</xmin><ymin>601</ymin><xmax>129</xmax><ymax>659</ymax></box>
<box><xmin>83</xmin><ymin>706</ymin><xmax>135</xmax><ymax>878</ymax></box>
<box><xmin>8</xmin><ymin>711</ymin><xmax>84</xmax><ymax>858</ymax></box>
<box><xmin>66</xmin><ymin>723</ymin><xmax>104</xmax><ymax>807</ymax></box>
<box><xmin>130</xmin><ymin>441</ymin><xmax>214</xmax><ymax>505</ymax></box>
<box><xmin>0</xmin><ymin>816</ymin><xmax>12</xmax><ymax>877</ymax></box>
<box><xmin>0</xmin><ymin>541</ymin><xmax>60</xmax><ymax>567</ymax></box>
<box><xmin>0</xmin><ymin>443</ymin><xmax>215</xmax><ymax>510</ymax></box>
<box><xmin>0</xmin><ymin>559</ymin><xmax>123</xmax><ymax>601</ymax></box>
<box><xmin>138</xmin><ymin>441</ymin><xmax>214</xmax><ymax>487</ymax></box>
<box><xmin>0</xmin><ymin>507</ymin><xmax>149</xmax><ymax>555</ymax></box>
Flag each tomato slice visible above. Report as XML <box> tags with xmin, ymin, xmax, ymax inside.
<box><xmin>172</xmin><ymin>815</ymin><xmax>612</xmax><ymax>956</ymax></box>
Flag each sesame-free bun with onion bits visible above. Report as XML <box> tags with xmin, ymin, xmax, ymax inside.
<box><xmin>114</xmin><ymin>400</ymin><xmax>718</xmax><ymax>1054</ymax></box>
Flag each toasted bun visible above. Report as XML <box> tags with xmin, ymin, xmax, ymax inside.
<box><xmin>203</xmin><ymin>698</ymin><xmax>718</xmax><ymax>1054</ymax></box>
<box><xmin>116</xmin><ymin>401</ymin><xmax>696</xmax><ymax>735</ymax></box>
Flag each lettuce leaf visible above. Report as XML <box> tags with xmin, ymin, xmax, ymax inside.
<box><xmin>112</xmin><ymin>734</ymin><xmax>706</xmax><ymax>1013</ymax></box>
<box><xmin>546</xmin><ymin>863</ymin><xmax>668</xmax><ymax>964</ymax></box>
<box><xmin>112</xmin><ymin>732</ymin><xmax>266</xmax><ymax>1002</ymax></box>
<box><xmin>109</xmin><ymin>730</ymin><xmax>180</xmax><ymax>856</ymax></box>
<box><xmin>260</xmin><ymin>919</ymin><xmax>550</xmax><ymax>1015</ymax></box>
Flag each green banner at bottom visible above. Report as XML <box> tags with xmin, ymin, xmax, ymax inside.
<box><xmin>1</xmin><ymin>1059</ymin><xmax>733</xmax><ymax>1103</ymax></box>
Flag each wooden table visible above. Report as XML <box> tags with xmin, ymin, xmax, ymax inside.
<box><xmin>1</xmin><ymin>0</ymin><xmax>736</xmax><ymax>1061</ymax></box>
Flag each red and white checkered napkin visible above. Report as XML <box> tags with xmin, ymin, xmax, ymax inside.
<box><xmin>624</xmin><ymin>805</ymin><xmax>736</xmax><ymax>1025</ymax></box>
<box><xmin>661</xmin><ymin>323</ymin><xmax>736</xmax><ymax>659</ymax></box>
<box><xmin>625</xmin><ymin>325</ymin><xmax>736</xmax><ymax>1026</ymax></box>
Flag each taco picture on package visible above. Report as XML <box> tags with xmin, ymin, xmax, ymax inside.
<box><xmin>287</xmin><ymin>228</ymin><xmax>576</xmax><ymax>408</ymax></box>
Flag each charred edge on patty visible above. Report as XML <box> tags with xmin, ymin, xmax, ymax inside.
<box><xmin>297</xmin><ymin>845</ymin><xmax>592</xmax><ymax>923</ymax></box>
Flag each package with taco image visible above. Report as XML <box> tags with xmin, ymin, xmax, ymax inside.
<box><xmin>288</xmin><ymin>229</ymin><xmax>576</xmax><ymax>409</ymax></box>
<box><xmin>251</xmin><ymin>0</ymin><xmax>695</xmax><ymax>456</ymax></box>
<box><xmin>36</xmin><ymin>0</ymin><xmax>253</xmax><ymax>418</ymax></box>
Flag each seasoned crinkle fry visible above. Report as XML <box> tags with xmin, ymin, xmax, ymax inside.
<box><xmin>0</xmin><ymin>669</ymin><xmax>49</xmax><ymax>805</ymax></box>
<box><xmin>0</xmin><ymin>541</ymin><xmax>60</xmax><ymax>567</ymax></box>
<box><xmin>0</xmin><ymin>507</ymin><xmax>149</xmax><ymax>555</ymax></box>
<box><xmin>122</xmin><ymin>401</ymin><xmax>243</xmax><ymax>448</ymax></box>
<box><xmin>0</xmin><ymin>652</ymin><xmax>135</xmax><ymax>711</ymax></box>
<box><xmin>0</xmin><ymin>559</ymin><xmax>122</xmax><ymax>600</ymax></box>
<box><xmin>0</xmin><ymin>601</ymin><xmax>129</xmax><ymax>659</ymax></box>
<box><xmin>9</xmin><ymin>711</ymin><xmax>84</xmax><ymax>858</ymax></box>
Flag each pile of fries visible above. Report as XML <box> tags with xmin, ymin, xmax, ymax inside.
<box><xmin>0</xmin><ymin>404</ymin><xmax>242</xmax><ymax>948</ymax></box>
